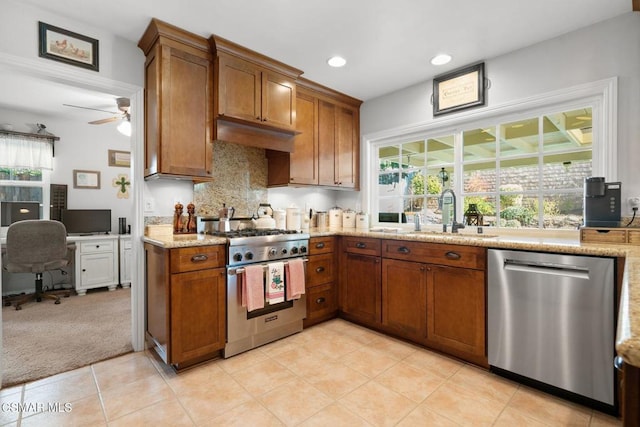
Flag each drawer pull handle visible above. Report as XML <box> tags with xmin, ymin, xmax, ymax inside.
<box><xmin>315</xmin><ymin>297</ymin><xmax>326</xmax><ymax>304</ymax></box>
<box><xmin>315</xmin><ymin>242</ymin><xmax>325</xmax><ymax>249</ymax></box>
<box><xmin>95</xmin><ymin>245</ymin><xmax>100</xmax><ymax>249</ymax></box>
<box><xmin>397</xmin><ymin>246</ymin><xmax>410</xmax><ymax>254</ymax></box>
<box><xmin>445</xmin><ymin>251</ymin><xmax>461</xmax><ymax>260</ymax></box>
<box><xmin>191</xmin><ymin>254</ymin><xmax>209</xmax><ymax>262</ymax></box>
<box><xmin>315</xmin><ymin>266</ymin><xmax>325</xmax><ymax>273</ymax></box>
<box><xmin>355</xmin><ymin>242</ymin><xmax>366</xmax><ymax>249</ymax></box>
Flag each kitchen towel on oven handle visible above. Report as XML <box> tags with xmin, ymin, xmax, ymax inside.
<box><xmin>285</xmin><ymin>258</ymin><xmax>305</xmax><ymax>301</ymax></box>
<box><xmin>242</xmin><ymin>264</ymin><xmax>265</xmax><ymax>312</ymax></box>
<box><xmin>266</xmin><ymin>262</ymin><xmax>285</xmax><ymax>304</ymax></box>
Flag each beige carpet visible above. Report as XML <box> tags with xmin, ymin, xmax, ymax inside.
<box><xmin>2</xmin><ymin>287</ymin><xmax>133</xmax><ymax>387</ymax></box>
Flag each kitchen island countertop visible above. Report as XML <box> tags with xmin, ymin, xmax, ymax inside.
<box><xmin>143</xmin><ymin>227</ymin><xmax>640</xmax><ymax>368</ymax></box>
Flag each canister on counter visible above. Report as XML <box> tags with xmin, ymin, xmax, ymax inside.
<box><xmin>342</xmin><ymin>209</ymin><xmax>356</xmax><ymax>228</ymax></box>
<box><xmin>356</xmin><ymin>212</ymin><xmax>369</xmax><ymax>230</ymax></box>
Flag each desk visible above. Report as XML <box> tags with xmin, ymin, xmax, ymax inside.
<box><xmin>2</xmin><ymin>234</ymin><xmax>120</xmax><ymax>296</ymax></box>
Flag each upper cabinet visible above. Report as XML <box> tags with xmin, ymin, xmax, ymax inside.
<box><xmin>267</xmin><ymin>78</ymin><xmax>362</xmax><ymax>190</ymax></box>
<box><xmin>209</xmin><ymin>35</ymin><xmax>302</xmax><ymax>151</ymax></box>
<box><xmin>138</xmin><ymin>19</ymin><xmax>214</xmax><ymax>180</ymax></box>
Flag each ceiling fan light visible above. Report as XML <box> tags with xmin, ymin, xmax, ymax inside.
<box><xmin>117</xmin><ymin>120</ymin><xmax>131</xmax><ymax>137</ymax></box>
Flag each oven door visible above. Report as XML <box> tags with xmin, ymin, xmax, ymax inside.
<box><xmin>225</xmin><ymin>260</ymin><xmax>307</xmax><ymax>357</ymax></box>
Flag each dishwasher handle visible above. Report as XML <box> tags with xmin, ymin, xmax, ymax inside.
<box><xmin>503</xmin><ymin>258</ymin><xmax>590</xmax><ymax>279</ymax></box>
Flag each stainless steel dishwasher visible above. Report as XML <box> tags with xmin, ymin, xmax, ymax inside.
<box><xmin>488</xmin><ymin>249</ymin><xmax>616</xmax><ymax>412</ymax></box>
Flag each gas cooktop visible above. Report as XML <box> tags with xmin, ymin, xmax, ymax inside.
<box><xmin>204</xmin><ymin>228</ymin><xmax>302</xmax><ymax>238</ymax></box>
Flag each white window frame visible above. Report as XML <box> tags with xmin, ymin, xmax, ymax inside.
<box><xmin>363</xmin><ymin>78</ymin><xmax>617</xmax><ymax>229</ymax></box>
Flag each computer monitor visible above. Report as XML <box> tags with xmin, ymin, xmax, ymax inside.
<box><xmin>0</xmin><ymin>201</ymin><xmax>41</xmax><ymax>226</ymax></box>
<box><xmin>61</xmin><ymin>209</ymin><xmax>111</xmax><ymax>235</ymax></box>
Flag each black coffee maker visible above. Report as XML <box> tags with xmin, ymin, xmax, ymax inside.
<box><xmin>583</xmin><ymin>177</ymin><xmax>621</xmax><ymax>227</ymax></box>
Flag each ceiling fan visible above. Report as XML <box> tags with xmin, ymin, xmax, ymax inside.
<box><xmin>63</xmin><ymin>97</ymin><xmax>130</xmax><ymax>125</ymax></box>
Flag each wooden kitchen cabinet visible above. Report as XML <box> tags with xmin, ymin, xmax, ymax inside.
<box><xmin>339</xmin><ymin>237</ymin><xmax>382</xmax><ymax>326</ymax></box>
<box><xmin>211</xmin><ymin>35</ymin><xmax>301</xmax><ymax>133</ymax></box>
<box><xmin>382</xmin><ymin>258</ymin><xmax>428</xmax><ymax>343</ymax></box>
<box><xmin>145</xmin><ymin>243</ymin><xmax>226</xmax><ymax>369</ymax></box>
<box><xmin>304</xmin><ymin>237</ymin><xmax>338</xmax><ymax>328</ymax></box>
<box><xmin>138</xmin><ymin>19</ymin><xmax>214</xmax><ymax>180</ymax></box>
<box><xmin>304</xmin><ymin>236</ymin><xmax>338</xmax><ymax>327</ymax></box>
<box><xmin>267</xmin><ymin>78</ymin><xmax>362</xmax><ymax>189</ymax></box>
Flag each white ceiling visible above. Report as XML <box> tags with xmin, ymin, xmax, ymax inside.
<box><xmin>1</xmin><ymin>0</ymin><xmax>633</xmax><ymax>123</ymax></box>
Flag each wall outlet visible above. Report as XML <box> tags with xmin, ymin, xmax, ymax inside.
<box><xmin>144</xmin><ymin>198</ymin><xmax>155</xmax><ymax>212</ymax></box>
<box><xmin>628</xmin><ymin>197</ymin><xmax>640</xmax><ymax>210</ymax></box>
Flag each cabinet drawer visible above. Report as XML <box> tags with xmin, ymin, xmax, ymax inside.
<box><xmin>306</xmin><ymin>282</ymin><xmax>337</xmax><ymax>320</ymax></box>
<box><xmin>170</xmin><ymin>245</ymin><xmax>225</xmax><ymax>273</ymax></box>
<box><xmin>343</xmin><ymin>236</ymin><xmax>381</xmax><ymax>256</ymax></box>
<box><xmin>309</xmin><ymin>237</ymin><xmax>335</xmax><ymax>255</ymax></box>
<box><xmin>628</xmin><ymin>230</ymin><xmax>640</xmax><ymax>245</ymax></box>
<box><xmin>306</xmin><ymin>253</ymin><xmax>335</xmax><ymax>287</ymax></box>
<box><xmin>383</xmin><ymin>240</ymin><xmax>486</xmax><ymax>270</ymax></box>
<box><xmin>581</xmin><ymin>228</ymin><xmax>627</xmax><ymax>244</ymax></box>
<box><xmin>80</xmin><ymin>240</ymin><xmax>115</xmax><ymax>253</ymax></box>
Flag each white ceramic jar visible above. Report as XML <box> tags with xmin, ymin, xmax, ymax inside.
<box><xmin>356</xmin><ymin>212</ymin><xmax>369</xmax><ymax>230</ymax></box>
<box><xmin>342</xmin><ymin>210</ymin><xmax>356</xmax><ymax>228</ymax></box>
<box><xmin>286</xmin><ymin>207</ymin><xmax>301</xmax><ymax>231</ymax></box>
<box><xmin>329</xmin><ymin>207</ymin><xmax>343</xmax><ymax>228</ymax></box>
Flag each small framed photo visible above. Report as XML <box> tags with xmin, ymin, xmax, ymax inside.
<box><xmin>108</xmin><ymin>150</ymin><xmax>131</xmax><ymax>168</ymax></box>
<box><xmin>38</xmin><ymin>22</ymin><xmax>99</xmax><ymax>71</ymax></box>
<box><xmin>73</xmin><ymin>170</ymin><xmax>101</xmax><ymax>189</ymax></box>
<box><xmin>433</xmin><ymin>62</ymin><xmax>485</xmax><ymax>116</ymax></box>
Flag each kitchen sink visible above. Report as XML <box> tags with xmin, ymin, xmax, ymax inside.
<box><xmin>406</xmin><ymin>230</ymin><xmax>498</xmax><ymax>238</ymax></box>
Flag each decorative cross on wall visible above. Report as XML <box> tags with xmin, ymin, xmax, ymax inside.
<box><xmin>112</xmin><ymin>174</ymin><xmax>131</xmax><ymax>199</ymax></box>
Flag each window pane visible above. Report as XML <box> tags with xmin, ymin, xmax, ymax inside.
<box><xmin>0</xmin><ymin>168</ymin><xmax>43</xmax><ymax>182</ymax></box>
<box><xmin>463</xmin><ymin>162</ymin><xmax>496</xmax><ymax>193</ymax></box>
<box><xmin>463</xmin><ymin>128</ymin><xmax>496</xmax><ymax>162</ymax></box>
<box><xmin>543</xmin><ymin>193</ymin><xmax>583</xmax><ymax>229</ymax></box>
<box><xmin>543</xmin><ymin>108</ymin><xmax>592</xmax><ymax>153</ymax></box>
<box><xmin>463</xmin><ymin>195</ymin><xmax>495</xmax><ymax>226</ymax></box>
<box><xmin>499</xmin><ymin>118</ymin><xmax>539</xmax><ymax>157</ymax></box>
<box><xmin>426</xmin><ymin>135</ymin><xmax>454</xmax><ymax>169</ymax></box>
<box><xmin>500</xmin><ymin>195</ymin><xmax>539</xmax><ymax>228</ymax></box>
<box><xmin>499</xmin><ymin>157</ymin><xmax>540</xmax><ymax>191</ymax></box>
<box><xmin>542</xmin><ymin>153</ymin><xmax>592</xmax><ymax>190</ymax></box>
<box><xmin>402</xmin><ymin>141</ymin><xmax>425</xmax><ymax>170</ymax></box>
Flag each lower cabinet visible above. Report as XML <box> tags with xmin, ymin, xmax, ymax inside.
<box><xmin>145</xmin><ymin>243</ymin><xmax>226</xmax><ymax>369</ymax></box>
<box><xmin>74</xmin><ymin>236</ymin><xmax>119</xmax><ymax>295</ymax></box>
<box><xmin>381</xmin><ymin>258</ymin><xmax>427</xmax><ymax>343</ymax></box>
<box><xmin>304</xmin><ymin>237</ymin><xmax>338</xmax><ymax>327</ymax></box>
<box><xmin>426</xmin><ymin>264</ymin><xmax>486</xmax><ymax>365</ymax></box>
<box><xmin>339</xmin><ymin>237</ymin><xmax>382</xmax><ymax>327</ymax></box>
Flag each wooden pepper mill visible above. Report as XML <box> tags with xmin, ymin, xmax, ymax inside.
<box><xmin>186</xmin><ymin>202</ymin><xmax>197</xmax><ymax>233</ymax></box>
<box><xmin>173</xmin><ymin>202</ymin><xmax>184</xmax><ymax>233</ymax></box>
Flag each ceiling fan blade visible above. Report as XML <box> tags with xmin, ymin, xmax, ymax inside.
<box><xmin>89</xmin><ymin>116</ymin><xmax>120</xmax><ymax>125</ymax></box>
<box><xmin>63</xmin><ymin>103</ymin><xmax>118</xmax><ymax>114</ymax></box>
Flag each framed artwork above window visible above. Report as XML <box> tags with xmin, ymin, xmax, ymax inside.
<box><xmin>433</xmin><ymin>62</ymin><xmax>486</xmax><ymax>116</ymax></box>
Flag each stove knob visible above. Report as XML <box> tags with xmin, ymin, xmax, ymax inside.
<box><xmin>245</xmin><ymin>252</ymin><xmax>254</xmax><ymax>261</ymax></box>
<box><xmin>290</xmin><ymin>246</ymin><xmax>299</xmax><ymax>254</ymax></box>
<box><xmin>281</xmin><ymin>248</ymin><xmax>288</xmax><ymax>255</ymax></box>
<box><xmin>233</xmin><ymin>253</ymin><xmax>243</xmax><ymax>262</ymax></box>
<box><xmin>299</xmin><ymin>246</ymin><xmax>307</xmax><ymax>254</ymax></box>
<box><xmin>268</xmin><ymin>248</ymin><xmax>277</xmax><ymax>257</ymax></box>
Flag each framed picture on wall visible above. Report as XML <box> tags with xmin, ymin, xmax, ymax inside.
<box><xmin>73</xmin><ymin>170</ymin><xmax>100</xmax><ymax>189</ymax></box>
<box><xmin>38</xmin><ymin>22</ymin><xmax>99</xmax><ymax>71</ymax></box>
<box><xmin>108</xmin><ymin>150</ymin><xmax>131</xmax><ymax>168</ymax></box>
<box><xmin>433</xmin><ymin>62</ymin><xmax>485</xmax><ymax>116</ymax></box>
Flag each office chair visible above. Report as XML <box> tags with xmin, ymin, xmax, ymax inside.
<box><xmin>2</xmin><ymin>220</ymin><xmax>72</xmax><ymax>310</ymax></box>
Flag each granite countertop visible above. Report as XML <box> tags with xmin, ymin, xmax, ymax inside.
<box><xmin>143</xmin><ymin>227</ymin><xmax>640</xmax><ymax>368</ymax></box>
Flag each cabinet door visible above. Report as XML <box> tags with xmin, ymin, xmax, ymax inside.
<box><xmin>217</xmin><ymin>54</ymin><xmax>262</xmax><ymax>124</ymax></box>
<box><xmin>335</xmin><ymin>105</ymin><xmax>358</xmax><ymax>189</ymax></box>
<box><xmin>262</xmin><ymin>70</ymin><xmax>296</xmax><ymax>131</ymax></box>
<box><xmin>170</xmin><ymin>267</ymin><xmax>226</xmax><ymax>365</ymax></box>
<box><xmin>289</xmin><ymin>90</ymin><xmax>318</xmax><ymax>184</ymax></box>
<box><xmin>340</xmin><ymin>253</ymin><xmax>381</xmax><ymax>325</ymax></box>
<box><xmin>318</xmin><ymin>99</ymin><xmax>337</xmax><ymax>186</ymax></box>
<box><xmin>305</xmin><ymin>282</ymin><xmax>338</xmax><ymax>327</ymax></box>
<box><xmin>426</xmin><ymin>264</ymin><xmax>486</xmax><ymax>361</ymax></box>
<box><xmin>382</xmin><ymin>259</ymin><xmax>427</xmax><ymax>342</ymax></box>
<box><xmin>156</xmin><ymin>46</ymin><xmax>213</xmax><ymax>178</ymax></box>
<box><xmin>79</xmin><ymin>252</ymin><xmax>116</xmax><ymax>289</ymax></box>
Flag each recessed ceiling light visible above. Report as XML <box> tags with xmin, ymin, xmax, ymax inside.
<box><xmin>430</xmin><ymin>54</ymin><xmax>452</xmax><ymax>66</ymax></box>
<box><xmin>327</xmin><ymin>56</ymin><xmax>346</xmax><ymax>67</ymax></box>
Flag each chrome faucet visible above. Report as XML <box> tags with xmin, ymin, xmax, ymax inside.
<box><xmin>440</xmin><ymin>189</ymin><xmax>465</xmax><ymax>233</ymax></box>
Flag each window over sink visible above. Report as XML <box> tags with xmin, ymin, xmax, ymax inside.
<box><xmin>371</xmin><ymin>95</ymin><xmax>608</xmax><ymax>230</ymax></box>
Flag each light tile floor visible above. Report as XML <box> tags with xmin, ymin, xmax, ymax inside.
<box><xmin>0</xmin><ymin>319</ymin><xmax>622</xmax><ymax>426</ymax></box>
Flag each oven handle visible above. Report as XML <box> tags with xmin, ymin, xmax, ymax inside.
<box><xmin>228</xmin><ymin>258</ymin><xmax>308</xmax><ymax>276</ymax></box>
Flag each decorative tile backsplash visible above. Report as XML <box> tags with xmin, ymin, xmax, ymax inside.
<box><xmin>194</xmin><ymin>140</ymin><xmax>268</xmax><ymax>218</ymax></box>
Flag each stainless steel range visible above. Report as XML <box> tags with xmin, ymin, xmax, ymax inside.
<box><xmin>204</xmin><ymin>227</ymin><xmax>309</xmax><ymax>358</ymax></box>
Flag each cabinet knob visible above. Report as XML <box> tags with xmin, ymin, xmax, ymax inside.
<box><xmin>315</xmin><ymin>266</ymin><xmax>325</xmax><ymax>273</ymax></box>
<box><xmin>96</xmin><ymin>245</ymin><xmax>100</xmax><ymax>249</ymax></box>
<box><xmin>355</xmin><ymin>242</ymin><xmax>366</xmax><ymax>249</ymax></box>
<box><xmin>315</xmin><ymin>297</ymin><xmax>326</xmax><ymax>304</ymax></box>
<box><xmin>256</xmin><ymin>116</ymin><xmax>261</xmax><ymax>120</ymax></box>
<box><xmin>420</xmin><ymin>266</ymin><xmax>425</xmax><ymax>271</ymax></box>
<box><xmin>397</xmin><ymin>246</ymin><xmax>410</xmax><ymax>254</ymax></box>
<box><xmin>315</xmin><ymin>242</ymin><xmax>325</xmax><ymax>249</ymax></box>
